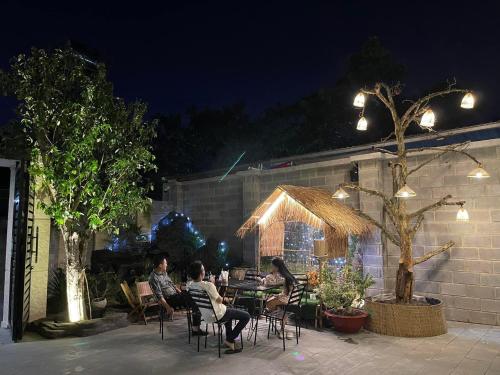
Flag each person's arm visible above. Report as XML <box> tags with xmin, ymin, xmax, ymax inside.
<box><xmin>205</xmin><ymin>282</ymin><xmax>223</xmax><ymax>304</ymax></box>
<box><xmin>149</xmin><ymin>275</ymin><xmax>174</xmax><ymax>314</ymax></box>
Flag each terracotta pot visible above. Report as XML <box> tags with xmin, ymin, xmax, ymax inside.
<box><xmin>324</xmin><ymin>308</ymin><xmax>368</xmax><ymax>333</ymax></box>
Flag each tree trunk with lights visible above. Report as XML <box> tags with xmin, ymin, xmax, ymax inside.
<box><xmin>343</xmin><ymin>82</ymin><xmax>484</xmax><ymax>303</ymax></box>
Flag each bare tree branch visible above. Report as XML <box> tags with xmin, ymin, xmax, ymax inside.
<box><xmin>409</xmin><ymin>195</ymin><xmax>465</xmax><ymax>218</ymax></box>
<box><xmin>401</xmin><ymin>87</ymin><xmax>468</xmax><ymax>128</ymax></box>
<box><xmin>413</xmin><ymin>241</ymin><xmax>454</xmax><ymax>265</ymax></box>
<box><xmin>343</xmin><ymin>183</ymin><xmax>398</xmax><ymax>223</ymax></box>
<box><xmin>410</xmin><ymin>214</ymin><xmax>425</xmax><ymax>236</ymax></box>
<box><xmin>353</xmin><ymin>209</ymin><xmax>400</xmax><ymax>246</ymax></box>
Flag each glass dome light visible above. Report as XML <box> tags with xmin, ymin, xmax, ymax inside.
<box><xmin>456</xmin><ymin>205</ymin><xmax>470</xmax><ymax>222</ymax></box>
<box><xmin>356</xmin><ymin>116</ymin><xmax>368</xmax><ymax>131</ymax></box>
<box><xmin>420</xmin><ymin>109</ymin><xmax>435</xmax><ymax>128</ymax></box>
<box><xmin>467</xmin><ymin>164</ymin><xmax>490</xmax><ymax>179</ymax></box>
<box><xmin>461</xmin><ymin>92</ymin><xmax>475</xmax><ymax>109</ymax></box>
<box><xmin>353</xmin><ymin>92</ymin><xmax>365</xmax><ymax>108</ymax></box>
<box><xmin>395</xmin><ymin>184</ymin><xmax>416</xmax><ymax>198</ymax></box>
<box><xmin>332</xmin><ymin>187</ymin><xmax>350</xmax><ymax>200</ymax></box>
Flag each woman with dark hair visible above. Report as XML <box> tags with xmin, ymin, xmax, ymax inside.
<box><xmin>263</xmin><ymin>257</ymin><xmax>296</xmax><ymax>310</ymax></box>
<box><xmin>262</xmin><ymin>257</ymin><xmax>297</xmax><ymax>339</ymax></box>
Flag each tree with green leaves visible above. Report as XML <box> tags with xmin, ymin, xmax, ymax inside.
<box><xmin>2</xmin><ymin>47</ymin><xmax>156</xmax><ymax>322</ymax></box>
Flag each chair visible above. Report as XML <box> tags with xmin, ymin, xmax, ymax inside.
<box><xmin>120</xmin><ymin>281</ymin><xmax>142</xmax><ymax>318</ymax></box>
<box><xmin>136</xmin><ymin>281</ymin><xmax>160</xmax><ymax>325</ymax></box>
<box><xmin>188</xmin><ymin>289</ymin><xmax>244</xmax><ymax>358</ymax></box>
<box><xmin>244</xmin><ymin>269</ymin><xmax>260</xmax><ymax>281</ymax></box>
<box><xmin>254</xmin><ymin>283</ymin><xmax>305</xmax><ymax>351</ymax></box>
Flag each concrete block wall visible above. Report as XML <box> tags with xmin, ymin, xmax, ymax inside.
<box><xmin>166</xmin><ymin>138</ymin><xmax>500</xmax><ymax>325</ymax></box>
<box><xmin>374</xmin><ymin>141</ymin><xmax>500</xmax><ymax>325</ymax></box>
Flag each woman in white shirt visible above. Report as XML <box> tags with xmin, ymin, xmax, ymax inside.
<box><xmin>188</xmin><ymin>261</ymin><xmax>250</xmax><ymax>354</ymax></box>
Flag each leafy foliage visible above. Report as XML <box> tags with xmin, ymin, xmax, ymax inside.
<box><xmin>5</xmin><ymin>47</ymin><xmax>156</xmax><ymax>252</ymax></box>
<box><xmin>318</xmin><ymin>265</ymin><xmax>374</xmax><ymax>314</ymax></box>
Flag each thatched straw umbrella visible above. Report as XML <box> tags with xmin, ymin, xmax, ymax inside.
<box><xmin>236</xmin><ymin>185</ymin><xmax>372</xmax><ymax>268</ymax></box>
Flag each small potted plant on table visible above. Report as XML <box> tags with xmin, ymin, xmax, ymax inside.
<box><xmin>318</xmin><ymin>265</ymin><xmax>374</xmax><ymax>333</ymax></box>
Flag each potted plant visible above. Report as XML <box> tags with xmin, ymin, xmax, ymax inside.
<box><xmin>318</xmin><ymin>265</ymin><xmax>374</xmax><ymax>333</ymax></box>
<box><xmin>87</xmin><ymin>271</ymin><xmax>118</xmax><ymax>318</ymax></box>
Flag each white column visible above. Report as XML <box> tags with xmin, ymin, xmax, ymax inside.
<box><xmin>2</xmin><ymin>160</ymin><xmax>17</xmax><ymax>328</ymax></box>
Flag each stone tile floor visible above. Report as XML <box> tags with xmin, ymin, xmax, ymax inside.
<box><xmin>1</xmin><ymin>318</ymin><xmax>500</xmax><ymax>375</ymax></box>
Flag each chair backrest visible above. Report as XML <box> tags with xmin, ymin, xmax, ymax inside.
<box><xmin>244</xmin><ymin>269</ymin><xmax>260</xmax><ymax>281</ymax></box>
<box><xmin>136</xmin><ymin>281</ymin><xmax>154</xmax><ymax>305</ymax></box>
<box><xmin>286</xmin><ymin>283</ymin><xmax>306</xmax><ymax>307</ymax></box>
<box><xmin>120</xmin><ymin>281</ymin><xmax>138</xmax><ymax>307</ymax></box>
<box><xmin>293</xmin><ymin>273</ymin><xmax>308</xmax><ymax>286</ymax></box>
<box><xmin>188</xmin><ymin>289</ymin><xmax>218</xmax><ymax>322</ymax></box>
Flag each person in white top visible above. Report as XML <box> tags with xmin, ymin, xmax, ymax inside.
<box><xmin>188</xmin><ymin>261</ymin><xmax>250</xmax><ymax>354</ymax></box>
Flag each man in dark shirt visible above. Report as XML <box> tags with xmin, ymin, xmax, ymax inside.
<box><xmin>148</xmin><ymin>254</ymin><xmax>205</xmax><ymax>335</ymax></box>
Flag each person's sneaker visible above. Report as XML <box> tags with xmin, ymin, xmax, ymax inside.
<box><xmin>285</xmin><ymin>331</ymin><xmax>294</xmax><ymax>340</ymax></box>
<box><xmin>192</xmin><ymin>330</ymin><xmax>208</xmax><ymax>336</ymax></box>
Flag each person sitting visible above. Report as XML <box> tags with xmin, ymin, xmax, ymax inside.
<box><xmin>262</xmin><ymin>257</ymin><xmax>297</xmax><ymax>339</ymax></box>
<box><xmin>148</xmin><ymin>254</ymin><xmax>207</xmax><ymax>336</ymax></box>
<box><xmin>187</xmin><ymin>261</ymin><xmax>251</xmax><ymax>354</ymax></box>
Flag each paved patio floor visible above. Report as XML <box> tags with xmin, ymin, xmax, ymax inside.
<box><xmin>1</xmin><ymin>318</ymin><xmax>500</xmax><ymax>375</ymax></box>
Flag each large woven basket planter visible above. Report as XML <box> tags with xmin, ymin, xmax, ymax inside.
<box><xmin>364</xmin><ymin>297</ymin><xmax>447</xmax><ymax>337</ymax></box>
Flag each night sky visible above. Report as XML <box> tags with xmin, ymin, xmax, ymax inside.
<box><xmin>1</xmin><ymin>1</ymin><xmax>500</xmax><ymax>124</ymax></box>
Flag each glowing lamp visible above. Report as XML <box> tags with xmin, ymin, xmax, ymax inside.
<box><xmin>420</xmin><ymin>109</ymin><xmax>435</xmax><ymax>128</ymax></box>
<box><xmin>467</xmin><ymin>164</ymin><xmax>490</xmax><ymax>179</ymax></box>
<box><xmin>456</xmin><ymin>205</ymin><xmax>470</xmax><ymax>222</ymax></box>
<box><xmin>353</xmin><ymin>92</ymin><xmax>365</xmax><ymax>108</ymax></box>
<box><xmin>395</xmin><ymin>184</ymin><xmax>416</xmax><ymax>198</ymax></box>
<box><xmin>461</xmin><ymin>92</ymin><xmax>475</xmax><ymax>109</ymax></box>
<box><xmin>356</xmin><ymin>116</ymin><xmax>368</xmax><ymax>131</ymax></box>
<box><xmin>332</xmin><ymin>187</ymin><xmax>350</xmax><ymax>200</ymax></box>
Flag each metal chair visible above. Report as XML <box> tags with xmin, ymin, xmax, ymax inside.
<box><xmin>188</xmin><ymin>289</ymin><xmax>244</xmax><ymax>358</ymax></box>
<box><xmin>244</xmin><ymin>269</ymin><xmax>261</xmax><ymax>281</ymax></box>
<box><xmin>254</xmin><ymin>283</ymin><xmax>305</xmax><ymax>351</ymax></box>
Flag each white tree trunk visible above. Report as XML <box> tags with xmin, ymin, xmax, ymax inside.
<box><xmin>66</xmin><ymin>262</ymin><xmax>86</xmax><ymax>322</ymax></box>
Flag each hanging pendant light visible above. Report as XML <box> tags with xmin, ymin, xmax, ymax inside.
<box><xmin>395</xmin><ymin>184</ymin><xmax>416</xmax><ymax>198</ymax></box>
<box><xmin>332</xmin><ymin>187</ymin><xmax>350</xmax><ymax>200</ymax></box>
<box><xmin>460</xmin><ymin>92</ymin><xmax>475</xmax><ymax>109</ymax></box>
<box><xmin>356</xmin><ymin>116</ymin><xmax>368</xmax><ymax>131</ymax></box>
<box><xmin>353</xmin><ymin>92</ymin><xmax>365</xmax><ymax>108</ymax></box>
<box><xmin>456</xmin><ymin>205</ymin><xmax>470</xmax><ymax>222</ymax></box>
<box><xmin>420</xmin><ymin>109</ymin><xmax>435</xmax><ymax>128</ymax></box>
<box><xmin>467</xmin><ymin>164</ymin><xmax>490</xmax><ymax>179</ymax></box>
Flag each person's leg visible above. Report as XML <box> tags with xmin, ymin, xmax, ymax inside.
<box><xmin>265</xmin><ymin>297</ymin><xmax>283</xmax><ymax>312</ymax></box>
<box><xmin>223</xmin><ymin>308</ymin><xmax>250</xmax><ymax>343</ymax></box>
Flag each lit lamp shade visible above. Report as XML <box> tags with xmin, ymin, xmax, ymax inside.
<box><xmin>420</xmin><ymin>109</ymin><xmax>435</xmax><ymax>128</ymax></box>
<box><xmin>461</xmin><ymin>93</ymin><xmax>475</xmax><ymax>109</ymax></box>
<box><xmin>356</xmin><ymin>116</ymin><xmax>368</xmax><ymax>131</ymax></box>
<box><xmin>395</xmin><ymin>184</ymin><xmax>416</xmax><ymax>198</ymax></box>
<box><xmin>313</xmin><ymin>239</ymin><xmax>327</xmax><ymax>257</ymax></box>
<box><xmin>353</xmin><ymin>92</ymin><xmax>365</xmax><ymax>108</ymax></box>
<box><xmin>467</xmin><ymin>165</ymin><xmax>490</xmax><ymax>179</ymax></box>
<box><xmin>332</xmin><ymin>187</ymin><xmax>350</xmax><ymax>199</ymax></box>
<box><xmin>456</xmin><ymin>207</ymin><xmax>470</xmax><ymax>222</ymax></box>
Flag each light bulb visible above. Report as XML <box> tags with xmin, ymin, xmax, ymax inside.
<box><xmin>456</xmin><ymin>207</ymin><xmax>469</xmax><ymax>222</ymax></box>
<box><xmin>353</xmin><ymin>92</ymin><xmax>365</xmax><ymax>108</ymax></box>
<box><xmin>467</xmin><ymin>165</ymin><xmax>490</xmax><ymax>179</ymax></box>
<box><xmin>461</xmin><ymin>92</ymin><xmax>475</xmax><ymax>109</ymax></box>
<box><xmin>420</xmin><ymin>109</ymin><xmax>435</xmax><ymax>128</ymax></box>
<box><xmin>395</xmin><ymin>184</ymin><xmax>416</xmax><ymax>198</ymax></box>
<box><xmin>332</xmin><ymin>187</ymin><xmax>350</xmax><ymax>200</ymax></box>
<box><xmin>357</xmin><ymin>116</ymin><xmax>368</xmax><ymax>131</ymax></box>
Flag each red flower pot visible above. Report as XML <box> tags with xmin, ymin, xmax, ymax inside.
<box><xmin>324</xmin><ymin>308</ymin><xmax>368</xmax><ymax>333</ymax></box>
